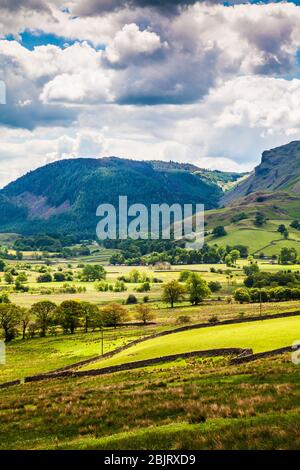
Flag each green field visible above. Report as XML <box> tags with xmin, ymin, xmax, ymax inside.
<box><xmin>0</xmin><ymin>354</ymin><xmax>299</xmax><ymax>450</ymax></box>
<box><xmin>1</xmin><ymin>238</ymin><xmax>300</xmax><ymax>450</ymax></box>
<box><xmin>80</xmin><ymin>316</ymin><xmax>300</xmax><ymax>370</ymax></box>
<box><xmin>0</xmin><ymin>327</ymin><xmax>161</xmax><ymax>384</ymax></box>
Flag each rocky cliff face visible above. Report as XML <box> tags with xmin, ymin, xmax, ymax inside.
<box><xmin>222</xmin><ymin>141</ymin><xmax>300</xmax><ymax>205</ymax></box>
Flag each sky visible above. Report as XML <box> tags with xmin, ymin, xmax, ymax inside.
<box><xmin>1</xmin><ymin>1</ymin><xmax>300</xmax><ymax>187</ymax></box>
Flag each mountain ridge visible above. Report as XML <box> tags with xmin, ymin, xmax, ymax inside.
<box><xmin>0</xmin><ymin>156</ymin><xmax>231</xmax><ymax>237</ymax></box>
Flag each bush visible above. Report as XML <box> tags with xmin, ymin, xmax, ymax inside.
<box><xmin>208</xmin><ymin>315</ymin><xmax>219</xmax><ymax>323</ymax></box>
<box><xmin>37</xmin><ymin>273</ymin><xmax>53</xmax><ymax>283</ymax></box>
<box><xmin>136</xmin><ymin>282</ymin><xmax>151</xmax><ymax>293</ymax></box>
<box><xmin>234</xmin><ymin>288</ymin><xmax>251</xmax><ymax>304</ymax></box>
<box><xmin>179</xmin><ymin>270</ymin><xmax>192</xmax><ymax>281</ymax></box>
<box><xmin>126</xmin><ymin>294</ymin><xmax>138</xmax><ymax>305</ymax></box>
<box><xmin>208</xmin><ymin>281</ymin><xmax>222</xmax><ymax>292</ymax></box>
<box><xmin>176</xmin><ymin>315</ymin><xmax>191</xmax><ymax>324</ymax></box>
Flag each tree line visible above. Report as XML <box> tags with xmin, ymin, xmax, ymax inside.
<box><xmin>0</xmin><ymin>299</ymin><xmax>155</xmax><ymax>342</ymax></box>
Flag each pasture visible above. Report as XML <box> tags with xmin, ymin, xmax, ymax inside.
<box><xmin>80</xmin><ymin>316</ymin><xmax>300</xmax><ymax>370</ymax></box>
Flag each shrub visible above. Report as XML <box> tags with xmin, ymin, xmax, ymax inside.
<box><xmin>208</xmin><ymin>315</ymin><xmax>219</xmax><ymax>323</ymax></box>
<box><xmin>37</xmin><ymin>273</ymin><xmax>53</xmax><ymax>283</ymax></box>
<box><xmin>177</xmin><ymin>315</ymin><xmax>191</xmax><ymax>324</ymax></box>
<box><xmin>208</xmin><ymin>281</ymin><xmax>222</xmax><ymax>292</ymax></box>
<box><xmin>234</xmin><ymin>288</ymin><xmax>251</xmax><ymax>304</ymax></box>
<box><xmin>126</xmin><ymin>294</ymin><xmax>138</xmax><ymax>305</ymax></box>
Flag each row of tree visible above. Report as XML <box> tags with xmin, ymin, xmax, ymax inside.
<box><xmin>234</xmin><ymin>286</ymin><xmax>300</xmax><ymax>303</ymax></box>
<box><xmin>0</xmin><ymin>300</ymin><xmax>155</xmax><ymax>342</ymax></box>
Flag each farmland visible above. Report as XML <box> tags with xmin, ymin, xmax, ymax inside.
<box><xmin>0</xmin><ymin>245</ymin><xmax>300</xmax><ymax>450</ymax></box>
<box><xmin>79</xmin><ymin>315</ymin><xmax>300</xmax><ymax>370</ymax></box>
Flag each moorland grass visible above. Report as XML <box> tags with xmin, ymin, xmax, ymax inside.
<box><xmin>0</xmin><ymin>354</ymin><xmax>299</xmax><ymax>449</ymax></box>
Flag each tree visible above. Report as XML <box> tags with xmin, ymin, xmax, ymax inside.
<box><xmin>37</xmin><ymin>273</ymin><xmax>53</xmax><ymax>283</ymax></box>
<box><xmin>128</xmin><ymin>269</ymin><xmax>141</xmax><ymax>283</ymax></box>
<box><xmin>100</xmin><ymin>303</ymin><xmax>129</xmax><ymax>328</ymax></box>
<box><xmin>16</xmin><ymin>272</ymin><xmax>27</xmax><ymax>283</ymax></box>
<box><xmin>234</xmin><ymin>288</ymin><xmax>251</xmax><ymax>304</ymax></box>
<box><xmin>31</xmin><ymin>301</ymin><xmax>57</xmax><ymax>337</ymax></box>
<box><xmin>54</xmin><ymin>272</ymin><xmax>66</xmax><ymax>282</ymax></box>
<box><xmin>0</xmin><ymin>304</ymin><xmax>21</xmax><ymax>342</ymax></box>
<box><xmin>179</xmin><ymin>270</ymin><xmax>192</xmax><ymax>282</ymax></box>
<box><xmin>243</xmin><ymin>263</ymin><xmax>259</xmax><ymax>276</ymax></box>
<box><xmin>290</xmin><ymin>220</ymin><xmax>300</xmax><ymax>230</ymax></box>
<box><xmin>254</xmin><ymin>212</ymin><xmax>266</xmax><ymax>227</ymax></box>
<box><xmin>225</xmin><ymin>254</ymin><xmax>233</xmax><ymax>267</ymax></box>
<box><xmin>278</xmin><ymin>247</ymin><xmax>297</xmax><ymax>265</ymax></box>
<box><xmin>0</xmin><ymin>292</ymin><xmax>10</xmax><ymax>304</ymax></box>
<box><xmin>229</xmin><ymin>249</ymin><xmax>240</xmax><ymax>265</ymax></box>
<box><xmin>208</xmin><ymin>281</ymin><xmax>222</xmax><ymax>292</ymax></box>
<box><xmin>4</xmin><ymin>272</ymin><xmax>14</xmax><ymax>284</ymax></box>
<box><xmin>278</xmin><ymin>224</ymin><xmax>286</xmax><ymax>235</ymax></box>
<box><xmin>135</xmin><ymin>304</ymin><xmax>155</xmax><ymax>325</ymax></box>
<box><xmin>57</xmin><ymin>300</ymin><xmax>84</xmax><ymax>334</ymax></box>
<box><xmin>82</xmin><ymin>265</ymin><xmax>106</xmax><ymax>282</ymax></box>
<box><xmin>80</xmin><ymin>301</ymin><xmax>99</xmax><ymax>333</ymax></box>
<box><xmin>0</xmin><ymin>259</ymin><xmax>6</xmax><ymax>271</ymax></box>
<box><xmin>20</xmin><ymin>308</ymin><xmax>31</xmax><ymax>340</ymax></box>
<box><xmin>186</xmin><ymin>273</ymin><xmax>211</xmax><ymax>305</ymax></box>
<box><xmin>162</xmin><ymin>280</ymin><xmax>185</xmax><ymax>308</ymax></box>
<box><xmin>212</xmin><ymin>226</ymin><xmax>227</xmax><ymax>237</ymax></box>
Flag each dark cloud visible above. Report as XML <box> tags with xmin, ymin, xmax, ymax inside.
<box><xmin>0</xmin><ymin>0</ymin><xmax>50</xmax><ymax>12</ymax></box>
<box><xmin>73</xmin><ymin>0</ymin><xmax>203</xmax><ymax>16</ymax></box>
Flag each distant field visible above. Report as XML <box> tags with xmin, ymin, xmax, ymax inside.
<box><xmin>81</xmin><ymin>316</ymin><xmax>300</xmax><ymax>370</ymax></box>
<box><xmin>207</xmin><ymin>228</ymin><xmax>277</xmax><ymax>253</ymax></box>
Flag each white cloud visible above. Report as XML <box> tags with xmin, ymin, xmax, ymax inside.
<box><xmin>1</xmin><ymin>2</ymin><xmax>300</xmax><ymax>187</ymax></box>
<box><xmin>41</xmin><ymin>70</ymin><xmax>114</xmax><ymax>104</ymax></box>
<box><xmin>105</xmin><ymin>23</ymin><xmax>168</xmax><ymax>65</ymax></box>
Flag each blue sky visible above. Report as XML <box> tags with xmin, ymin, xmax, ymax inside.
<box><xmin>1</xmin><ymin>0</ymin><xmax>300</xmax><ymax>187</ymax></box>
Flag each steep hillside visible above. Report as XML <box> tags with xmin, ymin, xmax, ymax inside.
<box><xmin>0</xmin><ymin>157</ymin><xmax>224</xmax><ymax>237</ymax></box>
<box><xmin>222</xmin><ymin>141</ymin><xmax>300</xmax><ymax>205</ymax></box>
<box><xmin>206</xmin><ymin>191</ymin><xmax>300</xmax><ymax>256</ymax></box>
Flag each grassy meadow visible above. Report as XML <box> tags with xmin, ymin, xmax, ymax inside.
<box><xmin>0</xmin><ymin>354</ymin><xmax>299</xmax><ymax>450</ymax></box>
<box><xmin>80</xmin><ymin>316</ymin><xmax>300</xmax><ymax>370</ymax></box>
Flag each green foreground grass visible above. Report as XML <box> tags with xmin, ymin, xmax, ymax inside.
<box><xmin>0</xmin><ymin>354</ymin><xmax>299</xmax><ymax>449</ymax></box>
<box><xmin>0</xmin><ymin>327</ymin><xmax>158</xmax><ymax>383</ymax></box>
<box><xmin>81</xmin><ymin>316</ymin><xmax>300</xmax><ymax>370</ymax></box>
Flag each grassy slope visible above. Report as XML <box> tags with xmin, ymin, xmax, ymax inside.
<box><xmin>2</xmin><ymin>301</ymin><xmax>300</xmax><ymax>383</ymax></box>
<box><xmin>0</xmin><ymin>354</ymin><xmax>299</xmax><ymax>450</ymax></box>
<box><xmin>206</xmin><ymin>195</ymin><xmax>300</xmax><ymax>255</ymax></box>
<box><xmin>0</xmin><ymin>328</ymin><xmax>158</xmax><ymax>383</ymax></box>
<box><xmin>81</xmin><ymin>316</ymin><xmax>300</xmax><ymax>370</ymax></box>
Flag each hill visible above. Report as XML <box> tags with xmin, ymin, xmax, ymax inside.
<box><xmin>222</xmin><ymin>141</ymin><xmax>300</xmax><ymax>205</ymax></box>
<box><xmin>0</xmin><ymin>157</ymin><xmax>227</xmax><ymax>238</ymax></box>
<box><xmin>205</xmin><ymin>191</ymin><xmax>300</xmax><ymax>256</ymax></box>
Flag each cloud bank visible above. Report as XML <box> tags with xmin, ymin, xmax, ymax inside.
<box><xmin>1</xmin><ymin>1</ymin><xmax>300</xmax><ymax>187</ymax></box>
